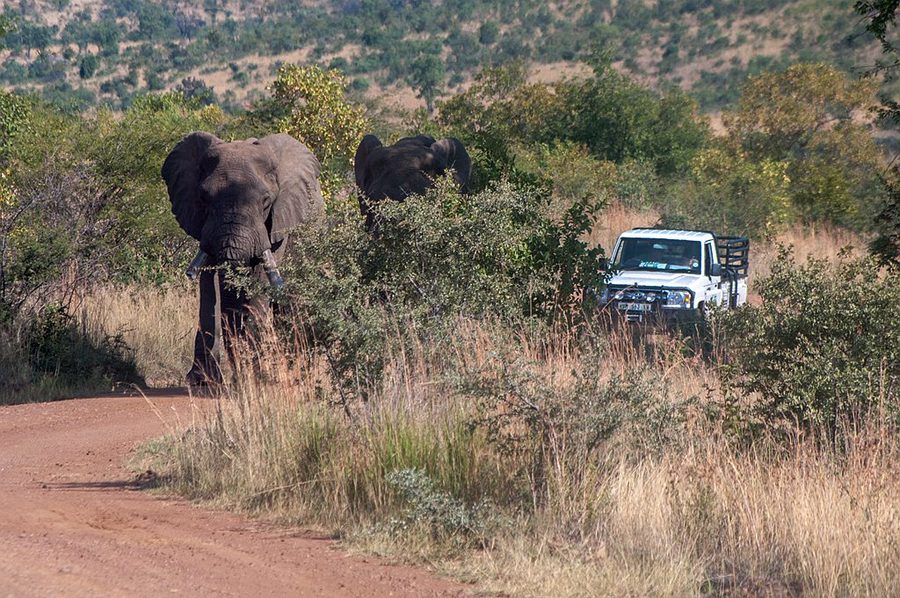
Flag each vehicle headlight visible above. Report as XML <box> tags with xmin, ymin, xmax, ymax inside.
<box><xmin>598</xmin><ymin>288</ymin><xmax>610</xmax><ymax>303</ymax></box>
<box><xmin>665</xmin><ymin>290</ymin><xmax>692</xmax><ymax>308</ymax></box>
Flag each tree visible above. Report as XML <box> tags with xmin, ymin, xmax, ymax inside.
<box><xmin>267</xmin><ymin>64</ymin><xmax>368</xmax><ymax>197</ymax></box>
<box><xmin>855</xmin><ymin>1</ymin><xmax>899</xmax><ymax>58</ymax></box>
<box><xmin>408</xmin><ymin>52</ymin><xmax>445</xmax><ymax>114</ymax></box>
<box><xmin>856</xmin><ymin>1</ymin><xmax>900</xmax><ymax>265</ymax></box>
<box><xmin>78</xmin><ymin>54</ymin><xmax>98</xmax><ymax>79</ymax></box>
<box><xmin>663</xmin><ymin>147</ymin><xmax>793</xmax><ymax>236</ymax></box>
<box><xmin>177</xmin><ymin>77</ymin><xmax>217</xmax><ymax>106</ymax></box>
<box><xmin>478</xmin><ymin>21</ymin><xmax>499</xmax><ymax>45</ymax></box>
<box><xmin>89</xmin><ymin>19</ymin><xmax>120</xmax><ymax>56</ymax></box>
<box><xmin>723</xmin><ymin>64</ymin><xmax>886</xmax><ymax>227</ymax></box>
<box><xmin>0</xmin><ymin>15</ymin><xmax>14</xmax><ymax>49</ymax></box>
<box><xmin>437</xmin><ymin>62</ymin><xmax>708</xmax><ymax>181</ymax></box>
<box><xmin>724</xmin><ymin>64</ymin><xmax>878</xmax><ymax>161</ymax></box>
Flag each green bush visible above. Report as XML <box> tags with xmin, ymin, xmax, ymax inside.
<box><xmin>279</xmin><ymin>179</ymin><xmax>604</xmax><ymax>397</ymax></box>
<box><xmin>385</xmin><ymin>468</ymin><xmax>494</xmax><ymax>545</ymax></box>
<box><xmin>721</xmin><ymin>249</ymin><xmax>900</xmax><ymax>434</ymax></box>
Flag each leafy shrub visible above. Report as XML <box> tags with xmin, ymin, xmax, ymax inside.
<box><xmin>512</xmin><ymin>141</ymin><xmax>617</xmax><ymax>221</ymax></box>
<box><xmin>721</xmin><ymin>249</ymin><xmax>900</xmax><ymax>434</ymax></box>
<box><xmin>279</xmin><ymin>179</ymin><xmax>604</xmax><ymax>397</ymax></box>
<box><xmin>385</xmin><ymin>468</ymin><xmax>494</xmax><ymax>544</ymax></box>
<box><xmin>1</xmin><ymin>303</ymin><xmax>143</xmax><ymax>404</ymax></box>
<box><xmin>267</xmin><ymin>64</ymin><xmax>368</xmax><ymax>197</ymax></box>
<box><xmin>661</xmin><ymin>146</ymin><xmax>792</xmax><ymax>236</ymax></box>
<box><xmin>871</xmin><ymin>169</ymin><xmax>900</xmax><ymax>268</ymax></box>
<box><xmin>463</xmin><ymin>345</ymin><xmax>690</xmax><ymax>463</ymax></box>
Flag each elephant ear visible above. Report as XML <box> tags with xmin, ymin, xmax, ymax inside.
<box><xmin>256</xmin><ymin>133</ymin><xmax>324</xmax><ymax>245</ymax></box>
<box><xmin>354</xmin><ymin>134</ymin><xmax>383</xmax><ymax>192</ymax></box>
<box><xmin>431</xmin><ymin>137</ymin><xmax>472</xmax><ymax>193</ymax></box>
<box><xmin>161</xmin><ymin>131</ymin><xmax>221</xmax><ymax>240</ymax></box>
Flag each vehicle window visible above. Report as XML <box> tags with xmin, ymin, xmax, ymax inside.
<box><xmin>616</xmin><ymin>239</ymin><xmax>702</xmax><ymax>273</ymax></box>
<box><xmin>704</xmin><ymin>242</ymin><xmax>714</xmax><ymax>275</ymax></box>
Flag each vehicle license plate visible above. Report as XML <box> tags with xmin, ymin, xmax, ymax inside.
<box><xmin>617</xmin><ymin>302</ymin><xmax>652</xmax><ymax>312</ymax></box>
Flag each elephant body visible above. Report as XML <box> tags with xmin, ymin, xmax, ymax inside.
<box><xmin>353</xmin><ymin>134</ymin><xmax>472</xmax><ymax>231</ymax></box>
<box><xmin>162</xmin><ymin>132</ymin><xmax>324</xmax><ymax>386</ymax></box>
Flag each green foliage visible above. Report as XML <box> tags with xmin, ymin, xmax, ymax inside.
<box><xmin>0</xmin><ymin>1</ymin><xmax>890</xmax><ymax>115</ymax></box>
<box><xmin>478</xmin><ymin>21</ymin><xmax>499</xmax><ymax>45</ymax></box>
<box><xmin>0</xmin><ymin>91</ymin><xmax>227</xmax><ymax>320</ymax></box>
<box><xmin>723</xmin><ymin>64</ymin><xmax>887</xmax><ymax>228</ymax></box>
<box><xmin>1</xmin><ymin>303</ymin><xmax>143</xmax><ymax>404</ymax></box>
<box><xmin>662</xmin><ymin>147</ymin><xmax>793</xmax><ymax>236</ymax></box>
<box><xmin>27</xmin><ymin>304</ymin><xmax>142</xmax><ymax>390</ymax></box>
<box><xmin>176</xmin><ymin>77</ymin><xmax>217</xmax><ymax>106</ymax></box>
<box><xmin>465</xmin><ymin>350</ymin><xmax>689</xmax><ymax>462</ymax></box>
<box><xmin>0</xmin><ymin>15</ymin><xmax>14</xmax><ymax>48</ymax></box>
<box><xmin>0</xmin><ymin>90</ymin><xmax>30</xmax><ymax>160</ymax></box>
<box><xmin>855</xmin><ymin>0</ymin><xmax>900</xmax><ymax>55</ymax></box>
<box><xmin>558</xmin><ymin>62</ymin><xmax>710</xmax><ymax>176</ymax></box>
<box><xmin>437</xmin><ymin>63</ymin><xmax>710</xmax><ymax>187</ymax></box>
<box><xmin>385</xmin><ymin>468</ymin><xmax>493</xmax><ymax>544</ymax></box>
<box><xmin>268</xmin><ymin>64</ymin><xmax>368</xmax><ymax>197</ymax></box>
<box><xmin>513</xmin><ymin>141</ymin><xmax>618</xmax><ymax>221</ymax></box>
<box><xmin>407</xmin><ymin>51</ymin><xmax>444</xmax><ymax>114</ymax></box>
<box><xmin>280</xmin><ymin>179</ymin><xmax>604</xmax><ymax>396</ymax></box>
<box><xmin>871</xmin><ymin>169</ymin><xmax>900</xmax><ymax>267</ymax></box>
<box><xmin>721</xmin><ymin>249</ymin><xmax>900</xmax><ymax>433</ymax></box>
<box><xmin>78</xmin><ymin>54</ymin><xmax>98</xmax><ymax>79</ymax></box>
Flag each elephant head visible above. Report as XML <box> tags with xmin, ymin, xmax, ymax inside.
<box><xmin>353</xmin><ymin>134</ymin><xmax>472</xmax><ymax>230</ymax></box>
<box><xmin>162</xmin><ymin>131</ymin><xmax>324</xmax><ymax>388</ymax></box>
<box><xmin>162</xmin><ymin>131</ymin><xmax>324</xmax><ymax>268</ymax></box>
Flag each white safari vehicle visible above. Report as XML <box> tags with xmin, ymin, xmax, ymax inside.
<box><xmin>598</xmin><ymin>228</ymin><xmax>749</xmax><ymax>324</ymax></box>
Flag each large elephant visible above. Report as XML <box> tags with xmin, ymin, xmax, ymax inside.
<box><xmin>162</xmin><ymin>131</ymin><xmax>324</xmax><ymax>387</ymax></box>
<box><xmin>353</xmin><ymin>134</ymin><xmax>472</xmax><ymax>231</ymax></box>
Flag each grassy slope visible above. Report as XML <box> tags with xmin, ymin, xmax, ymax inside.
<box><xmin>0</xmin><ymin>0</ymin><xmax>885</xmax><ymax>114</ymax></box>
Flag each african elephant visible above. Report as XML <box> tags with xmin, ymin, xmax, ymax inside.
<box><xmin>353</xmin><ymin>134</ymin><xmax>472</xmax><ymax>231</ymax></box>
<box><xmin>162</xmin><ymin>131</ymin><xmax>324</xmax><ymax>387</ymax></box>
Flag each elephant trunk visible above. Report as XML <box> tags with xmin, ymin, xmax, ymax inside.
<box><xmin>186</xmin><ymin>249</ymin><xmax>208</xmax><ymax>281</ymax></box>
<box><xmin>261</xmin><ymin>249</ymin><xmax>284</xmax><ymax>289</ymax></box>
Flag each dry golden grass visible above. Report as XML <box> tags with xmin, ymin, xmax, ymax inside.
<box><xmin>753</xmin><ymin>223</ymin><xmax>866</xmax><ymax>282</ymax></box>
<box><xmin>134</xmin><ymin>314</ymin><xmax>900</xmax><ymax>597</ymax></box>
<box><xmin>75</xmin><ymin>284</ymin><xmax>196</xmax><ymax>387</ymax></box>
<box><xmin>73</xmin><ymin>207</ymin><xmax>894</xmax><ymax>596</ymax></box>
<box><xmin>589</xmin><ymin>202</ymin><xmax>660</xmax><ymax>253</ymax></box>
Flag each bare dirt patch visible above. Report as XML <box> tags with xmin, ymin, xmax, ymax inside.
<box><xmin>0</xmin><ymin>392</ymin><xmax>465</xmax><ymax>597</ymax></box>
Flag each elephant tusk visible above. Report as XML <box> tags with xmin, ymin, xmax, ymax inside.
<box><xmin>261</xmin><ymin>249</ymin><xmax>285</xmax><ymax>289</ymax></box>
<box><xmin>186</xmin><ymin>249</ymin><xmax>208</xmax><ymax>281</ymax></box>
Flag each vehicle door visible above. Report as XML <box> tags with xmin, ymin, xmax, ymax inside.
<box><xmin>704</xmin><ymin>240</ymin><xmax>725</xmax><ymax>307</ymax></box>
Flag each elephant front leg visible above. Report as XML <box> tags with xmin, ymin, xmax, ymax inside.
<box><xmin>187</xmin><ymin>269</ymin><xmax>224</xmax><ymax>387</ymax></box>
<box><xmin>218</xmin><ymin>264</ymin><xmax>270</xmax><ymax>381</ymax></box>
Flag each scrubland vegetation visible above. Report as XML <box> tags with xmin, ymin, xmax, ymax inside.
<box><xmin>0</xmin><ymin>0</ymin><xmax>895</xmax><ymax>114</ymax></box>
<box><xmin>3</xmin><ymin>3</ymin><xmax>900</xmax><ymax>594</ymax></box>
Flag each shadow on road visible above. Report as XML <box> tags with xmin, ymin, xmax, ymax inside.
<box><xmin>44</xmin><ymin>470</ymin><xmax>162</xmax><ymax>491</ymax></box>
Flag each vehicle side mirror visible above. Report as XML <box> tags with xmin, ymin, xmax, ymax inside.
<box><xmin>709</xmin><ymin>263</ymin><xmax>722</xmax><ymax>277</ymax></box>
<box><xmin>598</xmin><ymin>257</ymin><xmax>609</xmax><ymax>272</ymax></box>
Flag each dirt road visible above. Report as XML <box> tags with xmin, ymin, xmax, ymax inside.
<box><xmin>0</xmin><ymin>393</ymin><xmax>465</xmax><ymax>597</ymax></box>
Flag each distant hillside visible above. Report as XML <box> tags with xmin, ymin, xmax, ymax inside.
<box><xmin>0</xmin><ymin>0</ymin><xmax>887</xmax><ymax>114</ymax></box>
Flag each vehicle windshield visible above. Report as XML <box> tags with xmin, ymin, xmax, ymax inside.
<box><xmin>614</xmin><ymin>238</ymin><xmax>702</xmax><ymax>274</ymax></box>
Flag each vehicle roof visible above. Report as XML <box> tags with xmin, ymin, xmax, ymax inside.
<box><xmin>618</xmin><ymin>228</ymin><xmax>715</xmax><ymax>241</ymax></box>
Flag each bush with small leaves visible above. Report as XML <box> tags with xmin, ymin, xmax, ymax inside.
<box><xmin>720</xmin><ymin>248</ymin><xmax>900</xmax><ymax>435</ymax></box>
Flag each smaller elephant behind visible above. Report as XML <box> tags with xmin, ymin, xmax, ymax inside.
<box><xmin>353</xmin><ymin>134</ymin><xmax>472</xmax><ymax>231</ymax></box>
